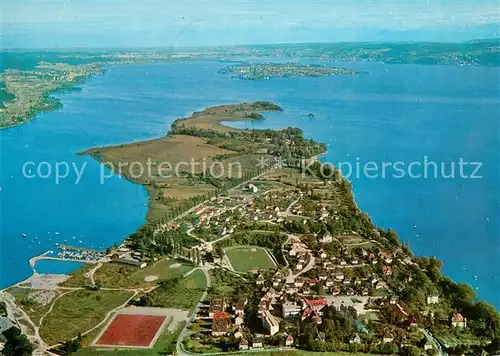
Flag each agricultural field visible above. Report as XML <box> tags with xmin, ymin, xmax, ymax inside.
<box><xmin>225</xmin><ymin>246</ymin><xmax>277</xmax><ymax>273</ymax></box>
<box><xmin>85</xmin><ymin>135</ymin><xmax>235</xmax><ymax>182</ymax></box>
<box><xmin>436</xmin><ymin>330</ymin><xmax>485</xmax><ymax>348</ymax></box>
<box><xmin>0</xmin><ymin>62</ymin><xmax>102</xmax><ymax>128</ymax></box>
<box><xmin>39</xmin><ymin>289</ymin><xmax>134</xmax><ymax>345</ymax></box>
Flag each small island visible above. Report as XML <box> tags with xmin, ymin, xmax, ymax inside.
<box><xmin>218</xmin><ymin>63</ymin><xmax>362</xmax><ymax>80</ymax></box>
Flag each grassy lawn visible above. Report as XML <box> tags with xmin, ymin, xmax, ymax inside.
<box><xmin>93</xmin><ymin>259</ymin><xmax>193</xmax><ymax>288</ymax></box>
<box><xmin>39</xmin><ymin>289</ymin><xmax>134</xmax><ymax>345</ymax></box>
<box><xmin>225</xmin><ymin>246</ymin><xmax>277</xmax><ymax>273</ymax></box>
<box><xmin>138</xmin><ymin>269</ymin><xmax>207</xmax><ymax>310</ymax></box>
<box><xmin>184</xmin><ymin>335</ymin><xmax>224</xmax><ymax>353</ymax></box>
<box><xmin>60</xmin><ymin>264</ymin><xmax>94</xmax><ymax>287</ymax></box>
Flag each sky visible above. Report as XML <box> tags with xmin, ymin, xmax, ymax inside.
<box><xmin>2</xmin><ymin>0</ymin><xmax>499</xmax><ymax>48</ymax></box>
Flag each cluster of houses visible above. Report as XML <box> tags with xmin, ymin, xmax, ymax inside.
<box><xmin>112</xmin><ymin>245</ymin><xmax>148</xmax><ymax>269</ymax></box>
<box><xmin>193</xmin><ymin>189</ymin><xmax>303</xmax><ymax>239</ymax></box>
<box><xmin>208</xmin><ymin>296</ymin><xmax>259</xmax><ymax>337</ymax></box>
<box><xmin>283</xmin><ymin>236</ymin><xmax>401</xmax><ymax>298</ymax></box>
<box><xmin>206</xmin><ymin>294</ymin><xmax>294</xmax><ymax>350</ymax></box>
<box><xmin>241</xmin><ymin>191</ymin><xmax>296</xmax><ymax>223</ymax></box>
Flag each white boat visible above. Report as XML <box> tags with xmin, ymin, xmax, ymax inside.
<box><xmin>22</xmin><ymin>233</ymin><xmax>27</xmax><ymax>238</ymax></box>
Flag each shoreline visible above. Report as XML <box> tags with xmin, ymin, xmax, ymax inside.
<box><xmin>2</xmin><ymin>101</ymin><xmax>499</xmax><ymax>355</ymax></box>
<box><xmin>4</xmin><ymin>101</ymin><xmax>494</xmax><ymax>308</ymax></box>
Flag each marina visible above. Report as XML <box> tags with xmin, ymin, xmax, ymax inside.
<box><xmin>28</xmin><ymin>245</ymin><xmax>106</xmax><ymax>273</ymax></box>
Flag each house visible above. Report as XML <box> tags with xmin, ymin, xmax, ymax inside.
<box><xmin>383</xmin><ymin>332</ymin><xmax>394</xmax><ymax>343</ymax></box>
<box><xmin>375</xmin><ymin>281</ymin><xmax>388</xmax><ymax>290</ymax></box>
<box><xmin>282</xmin><ymin>301</ymin><xmax>302</xmax><ymax>317</ymax></box>
<box><xmin>451</xmin><ymin>313</ymin><xmax>467</xmax><ymax>328</ymax></box>
<box><xmin>301</xmin><ymin>297</ymin><xmax>327</xmax><ymax>321</ymax></box>
<box><xmin>234</xmin><ymin>298</ymin><xmax>247</xmax><ymax>315</ymax></box>
<box><xmin>319</xmin><ymin>249</ymin><xmax>327</xmax><ymax>259</ymax></box>
<box><xmin>389</xmin><ymin>296</ymin><xmax>399</xmax><ymax>305</ymax></box>
<box><xmin>234</xmin><ymin>328</ymin><xmax>244</xmax><ymax>339</ymax></box>
<box><xmin>316</xmin><ymin>332</ymin><xmax>326</xmax><ymax>342</ymax></box>
<box><xmin>256</xmin><ymin>275</ymin><xmax>265</xmax><ymax>285</ymax></box>
<box><xmin>401</xmin><ymin>336</ymin><xmax>412</xmax><ymax>348</ymax></box>
<box><xmin>423</xmin><ymin>340</ymin><xmax>434</xmax><ymax>351</ymax></box>
<box><xmin>252</xmin><ymin>338</ymin><xmax>264</xmax><ymax>349</ymax></box>
<box><xmin>319</xmin><ymin>234</ymin><xmax>333</xmax><ymax>244</ymax></box>
<box><xmin>114</xmin><ymin>258</ymin><xmax>147</xmax><ymax>269</ymax></box>
<box><xmin>334</xmin><ymin>272</ymin><xmax>345</xmax><ymax>281</ymax></box>
<box><xmin>294</xmin><ymin>279</ymin><xmax>304</xmax><ymax>288</ymax></box>
<box><xmin>262</xmin><ymin>310</ymin><xmax>280</xmax><ymax>335</ymax></box>
<box><xmin>311</xmin><ymin>315</ymin><xmax>322</xmax><ymax>324</ymax></box>
<box><xmin>235</xmin><ymin>315</ymin><xmax>244</xmax><ymax>326</ymax></box>
<box><xmin>379</xmin><ymin>251</ymin><xmax>393</xmax><ymax>264</ymax></box>
<box><xmin>258</xmin><ymin>305</ymin><xmax>267</xmax><ymax>316</ymax></box>
<box><xmin>209</xmin><ymin>297</ymin><xmax>226</xmax><ymax>317</ymax></box>
<box><xmin>239</xmin><ymin>339</ymin><xmax>249</xmax><ymax>350</ymax></box>
<box><xmin>427</xmin><ymin>294</ymin><xmax>439</xmax><ymax>305</ymax></box>
<box><xmin>350</xmin><ymin>333</ymin><xmax>362</xmax><ymax>344</ymax></box>
<box><xmin>285</xmin><ymin>334</ymin><xmax>294</xmax><ymax>346</ymax></box>
<box><xmin>212</xmin><ymin>313</ymin><xmax>231</xmax><ymax>336</ymax></box>
<box><xmin>382</xmin><ymin>266</ymin><xmax>393</xmax><ymax>276</ymax></box>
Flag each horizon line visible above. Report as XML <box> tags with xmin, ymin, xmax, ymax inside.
<box><xmin>2</xmin><ymin>37</ymin><xmax>499</xmax><ymax>52</ymax></box>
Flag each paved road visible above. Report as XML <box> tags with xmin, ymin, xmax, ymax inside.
<box><xmin>176</xmin><ymin>267</ymin><xmax>211</xmax><ymax>356</ymax></box>
<box><xmin>421</xmin><ymin>328</ymin><xmax>447</xmax><ymax>356</ymax></box>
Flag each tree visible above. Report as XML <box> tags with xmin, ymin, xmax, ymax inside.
<box><xmin>62</xmin><ymin>337</ymin><xmax>82</xmax><ymax>354</ymax></box>
<box><xmin>403</xmin><ymin>345</ymin><xmax>422</xmax><ymax>356</ymax></box>
<box><xmin>2</xmin><ymin>327</ymin><xmax>34</xmax><ymax>356</ymax></box>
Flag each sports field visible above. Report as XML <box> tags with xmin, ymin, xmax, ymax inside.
<box><xmin>95</xmin><ymin>314</ymin><xmax>168</xmax><ymax>347</ymax></box>
<box><xmin>225</xmin><ymin>246</ymin><xmax>277</xmax><ymax>273</ymax></box>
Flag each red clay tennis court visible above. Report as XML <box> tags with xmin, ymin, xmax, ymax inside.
<box><xmin>95</xmin><ymin>314</ymin><xmax>167</xmax><ymax>347</ymax></box>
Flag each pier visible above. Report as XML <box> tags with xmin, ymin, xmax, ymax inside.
<box><xmin>29</xmin><ymin>246</ymin><xmax>106</xmax><ymax>273</ymax></box>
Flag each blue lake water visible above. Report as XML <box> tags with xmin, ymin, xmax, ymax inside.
<box><xmin>1</xmin><ymin>61</ymin><xmax>498</xmax><ymax>307</ymax></box>
<box><xmin>33</xmin><ymin>260</ymin><xmax>85</xmax><ymax>275</ymax></box>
